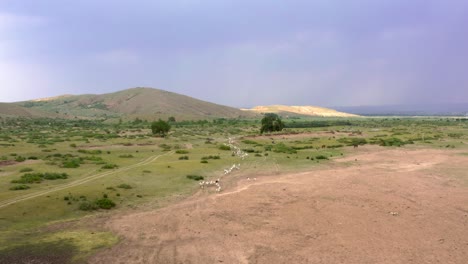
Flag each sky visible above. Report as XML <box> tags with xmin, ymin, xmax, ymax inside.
<box><xmin>0</xmin><ymin>0</ymin><xmax>467</xmax><ymax>107</ymax></box>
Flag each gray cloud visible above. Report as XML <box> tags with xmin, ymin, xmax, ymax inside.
<box><xmin>0</xmin><ymin>0</ymin><xmax>467</xmax><ymax>106</ymax></box>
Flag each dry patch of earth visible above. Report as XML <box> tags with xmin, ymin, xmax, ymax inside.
<box><xmin>90</xmin><ymin>147</ymin><xmax>468</xmax><ymax>264</ymax></box>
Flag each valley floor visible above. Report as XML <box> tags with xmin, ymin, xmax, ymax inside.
<box><xmin>89</xmin><ymin>146</ymin><xmax>468</xmax><ymax>264</ymax></box>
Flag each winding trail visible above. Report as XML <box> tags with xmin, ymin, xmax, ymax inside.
<box><xmin>0</xmin><ymin>151</ymin><xmax>174</xmax><ymax>209</ymax></box>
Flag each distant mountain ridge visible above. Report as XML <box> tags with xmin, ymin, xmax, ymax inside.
<box><xmin>0</xmin><ymin>87</ymin><xmax>359</xmax><ymax>120</ymax></box>
<box><xmin>1</xmin><ymin>87</ymin><xmax>255</xmax><ymax>120</ymax></box>
<box><xmin>243</xmin><ymin>105</ymin><xmax>359</xmax><ymax>117</ymax></box>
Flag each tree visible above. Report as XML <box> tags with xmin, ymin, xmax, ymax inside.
<box><xmin>260</xmin><ymin>113</ymin><xmax>284</xmax><ymax>134</ymax></box>
<box><xmin>167</xmin><ymin>116</ymin><xmax>176</xmax><ymax>122</ymax></box>
<box><xmin>151</xmin><ymin>119</ymin><xmax>171</xmax><ymax>137</ymax></box>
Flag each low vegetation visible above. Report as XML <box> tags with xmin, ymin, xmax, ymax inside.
<box><xmin>0</xmin><ymin>115</ymin><xmax>466</xmax><ymax>262</ymax></box>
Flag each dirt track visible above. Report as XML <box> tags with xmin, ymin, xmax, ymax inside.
<box><xmin>90</xmin><ymin>147</ymin><xmax>468</xmax><ymax>264</ymax></box>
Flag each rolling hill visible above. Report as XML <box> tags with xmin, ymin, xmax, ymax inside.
<box><xmin>0</xmin><ymin>103</ymin><xmax>59</xmax><ymax>118</ymax></box>
<box><xmin>8</xmin><ymin>87</ymin><xmax>256</xmax><ymax>120</ymax></box>
<box><xmin>242</xmin><ymin>105</ymin><xmax>359</xmax><ymax>117</ymax></box>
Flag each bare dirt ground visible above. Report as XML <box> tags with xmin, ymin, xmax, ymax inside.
<box><xmin>90</xmin><ymin>147</ymin><xmax>468</xmax><ymax>264</ymax></box>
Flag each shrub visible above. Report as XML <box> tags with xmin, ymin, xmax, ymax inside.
<box><xmin>62</xmin><ymin>158</ymin><xmax>81</xmax><ymax>168</ymax></box>
<box><xmin>175</xmin><ymin>150</ymin><xmax>189</xmax><ymax>154</ymax></box>
<box><xmin>118</xmin><ymin>154</ymin><xmax>134</xmax><ymax>158</ymax></box>
<box><xmin>201</xmin><ymin>155</ymin><xmax>220</xmax><ymax>160</ymax></box>
<box><xmin>102</xmin><ymin>164</ymin><xmax>118</xmax><ymax>169</ymax></box>
<box><xmin>186</xmin><ymin>175</ymin><xmax>204</xmax><ymax>181</ymax></box>
<box><xmin>15</xmin><ymin>156</ymin><xmax>26</xmax><ymax>162</ymax></box>
<box><xmin>200</xmin><ymin>160</ymin><xmax>208</xmax><ymax>163</ymax></box>
<box><xmin>242</xmin><ymin>148</ymin><xmax>256</xmax><ymax>153</ymax></box>
<box><xmin>219</xmin><ymin>145</ymin><xmax>231</xmax><ymax>151</ymax></box>
<box><xmin>260</xmin><ymin>113</ymin><xmax>284</xmax><ymax>133</ymax></box>
<box><xmin>242</xmin><ymin>139</ymin><xmax>259</xmax><ymax>145</ymax></box>
<box><xmin>42</xmin><ymin>172</ymin><xmax>68</xmax><ymax>180</ymax></box>
<box><xmin>117</xmin><ymin>183</ymin><xmax>132</xmax><ymax>189</ymax></box>
<box><xmin>178</xmin><ymin>156</ymin><xmax>189</xmax><ymax>160</ymax></box>
<box><xmin>151</xmin><ymin>119</ymin><xmax>171</xmax><ymax>137</ymax></box>
<box><xmin>28</xmin><ymin>156</ymin><xmax>38</xmax><ymax>160</ymax></box>
<box><xmin>12</xmin><ymin>173</ymin><xmax>44</xmax><ymax>184</ymax></box>
<box><xmin>95</xmin><ymin>198</ymin><xmax>116</xmax><ymax>209</ymax></box>
<box><xmin>78</xmin><ymin>149</ymin><xmax>102</xmax><ymax>154</ymax></box>
<box><xmin>70</xmin><ymin>143</ymin><xmax>77</xmax><ymax>148</ymax></box>
<box><xmin>19</xmin><ymin>168</ymin><xmax>33</xmax><ymax>173</ymax></box>
<box><xmin>315</xmin><ymin>155</ymin><xmax>329</xmax><ymax>160</ymax></box>
<box><xmin>378</xmin><ymin>137</ymin><xmax>406</xmax><ymax>147</ymax></box>
<box><xmin>10</xmin><ymin>184</ymin><xmax>30</xmax><ymax>190</ymax></box>
<box><xmin>159</xmin><ymin>144</ymin><xmax>172</xmax><ymax>151</ymax></box>
<box><xmin>78</xmin><ymin>201</ymin><xmax>98</xmax><ymax>211</ymax></box>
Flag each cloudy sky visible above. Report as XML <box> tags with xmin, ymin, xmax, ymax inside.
<box><xmin>1</xmin><ymin>0</ymin><xmax>467</xmax><ymax>107</ymax></box>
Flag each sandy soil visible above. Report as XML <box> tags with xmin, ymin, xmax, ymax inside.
<box><xmin>90</xmin><ymin>147</ymin><xmax>468</xmax><ymax>264</ymax></box>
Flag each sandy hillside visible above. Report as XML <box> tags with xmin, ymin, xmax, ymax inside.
<box><xmin>243</xmin><ymin>105</ymin><xmax>359</xmax><ymax>117</ymax></box>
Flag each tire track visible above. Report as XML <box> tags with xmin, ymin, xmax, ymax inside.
<box><xmin>0</xmin><ymin>151</ymin><xmax>174</xmax><ymax>209</ymax></box>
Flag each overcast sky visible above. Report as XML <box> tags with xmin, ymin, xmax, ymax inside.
<box><xmin>1</xmin><ymin>0</ymin><xmax>467</xmax><ymax>107</ymax></box>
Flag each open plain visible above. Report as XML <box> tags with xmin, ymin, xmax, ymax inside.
<box><xmin>90</xmin><ymin>147</ymin><xmax>468</xmax><ymax>264</ymax></box>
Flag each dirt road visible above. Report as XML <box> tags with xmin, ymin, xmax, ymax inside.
<box><xmin>90</xmin><ymin>147</ymin><xmax>468</xmax><ymax>264</ymax></box>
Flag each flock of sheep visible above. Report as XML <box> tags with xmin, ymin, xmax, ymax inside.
<box><xmin>198</xmin><ymin>137</ymin><xmax>249</xmax><ymax>192</ymax></box>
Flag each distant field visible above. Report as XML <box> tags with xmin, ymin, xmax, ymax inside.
<box><xmin>0</xmin><ymin>116</ymin><xmax>467</xmax><ymax>262</ymax></box>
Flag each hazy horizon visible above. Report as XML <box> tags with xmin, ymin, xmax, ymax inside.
<box><xmin>1</xmin><ymin>0</ymin><xmax>467</xmax><ymax>107</ymax></box>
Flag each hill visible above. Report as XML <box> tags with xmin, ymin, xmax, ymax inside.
<box><xmin>242</xmin><ymin>105</ymin><xmax>359</xmax><ymax>118</ymax></box>
<box><xmin>9</xmin><ymin>87</ymin><xmax>256</xmax><ymax>120</ymax></box>
<box><xmin>0</xmin><ymin>103</ymin><xmax>59</xmax><ymax>118</ymax></box>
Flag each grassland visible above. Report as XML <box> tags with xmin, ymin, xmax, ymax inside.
<box><xmin>0</xmin><ymin>116</ymin><xmax>467</xmax><ymax>262</ymax></box>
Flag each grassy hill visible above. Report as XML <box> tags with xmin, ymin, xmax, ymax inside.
<box><xmin>242</xmin><ymin>105</ymin><xmax>359</xmax><ymax>118</ymax></box>
<box><xmin>9</xmin><ymin>87</ymin><xmax>256</xmax><ymax>121</ymax></box>
<box><xmin>0</xmin><ymin>103</ymin><xmax>59</xmax><ymax>118</ymax></box>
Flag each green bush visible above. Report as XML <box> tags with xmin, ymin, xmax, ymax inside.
<box><xmin>42</xmin><ymin>172</ymin><xmax>68</xmax><ymax>180</ymax></box>
<box><xmin>62</xmin><ymin>158</ymin><xmax>81</xmax><ymax>168</ymax></box>
<box><xmin>78</xmin><ymin>201</ymin><xmax>98</xmax><ymax>211</ymax></box>
<box><xmin>186</xmin><ymin>175</ymin><xmax>204</xmax><ymax>181</ymax></box>
<box><xmin>201</xmin><ymin>155</ymin><xmax>220</xmax><ymax>160</ymax></box>
<box><xmin>102</xmin><ymin>164</ymin><xmax>118</xmax><ymax>169</ymax></box>
<box><xmin>78</xmin><ymin>149</ymin><xmax>102</xmax><ymax>154</ymax></box>
<box><xmin>95</xmin><ymin>198</ymin><xmax>116</xmax><ymax>209</ymax></box>
<box><xmin>118</xmin><ymin>154</ymin><xmax>134</xmax><ymax>158</ymax></box>
<box><xmin>159</xmin><ymin>143</ymin><xmax>172</xmax><ymax>151</ymax></box>
<box><xmin>219</xmin><ymin>145</ymin><xmax>231</xmax><ymax>151</ymax></box>
<box><xmin>200</xmin><ymin>160</ymin><xmax>208</xmax><ymax>163</ymax></box>
<box><xmin>242</xmin><ymin>148</ymin><xmax>256</xmax><ymax>153</ymax></box>
<box><xmin>11</xmin><ymin>173</ymin><xmax>44</xmax><ymax>184</ymax></box>
<box><xmin>175</xmin><ymin>150</ymin><xmax>189</xmax><ymax>154</ymax></box>
<box><xmin>315</xmin><ymin>155</ymin><xmax>329</xmax><ymax>160</ymax></box>
<box><xmin>242</xmin><ymin>139</ymin><xmax>259</xmax><ymax>145</ymax></box>
<box><xmin>10</xmin><ymin>184</ymin><xmax>30</xmax><ymax>190</ymax></box>
<box><xmin>117</xmin><ymin>183</ymin><xmax>132</xmax><ymax>189</ymax></box>
<box><xmin>15</xmin><ymin>156</ymin><xmax>26</xmax><ymax>162</ymax></box>
<box><xmin>178</xmin><ymin>156</ymin><xmax>189</xmax><ymax>160</ymax></box>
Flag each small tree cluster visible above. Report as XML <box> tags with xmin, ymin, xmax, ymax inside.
<box><xmin>151</xmin><ymin>119</ymin><xmax>171</xmax><ymax>137</ymax></box>
<box><xmin>260</xmin><ymin>113</ymin><xmax>285</xmax><ymax>134</ymax></box>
